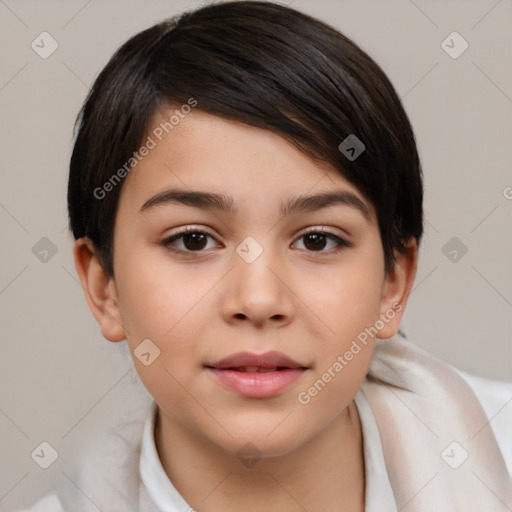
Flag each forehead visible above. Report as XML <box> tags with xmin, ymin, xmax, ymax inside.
<box><xmin>116</xmin><ymin>108</ymin><xmax>376</xmax><ymax>223</ymax></box>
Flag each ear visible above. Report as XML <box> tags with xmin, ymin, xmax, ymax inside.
<box><xmin>73</xmin><ymin>237</ymin><xmax>126</xmax><ymax>342</ymax></box>
<box><xmin>376</xmin><ymin>238</ymin><xmax>418</xmax><ymax>339</ymax></box>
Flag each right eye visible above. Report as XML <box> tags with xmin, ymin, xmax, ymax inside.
<box><xmin>161</xmin><ymin>227</ymin><xmax>221</xmax><ymax>254</ymax></box>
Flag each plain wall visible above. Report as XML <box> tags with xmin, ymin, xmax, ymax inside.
<box><xmin>1</xmin><ymin>0</ymin><xmax>511</xmax><ymax>508</ymax></box>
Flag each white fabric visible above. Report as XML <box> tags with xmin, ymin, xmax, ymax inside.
<box><xmin>362</xmin><ymin>337</ymin><xmax>512</xmax><ymax>510</ymax></box>
<box><xmin>138</xmin><ymin>401</ymin><xmax>192</xmax><ymax>511</ymax></box>
<box><xmin>7</xmin><ymin>494</ymin><xmax>64</xmax><ymax>512</ymax></box>
<box><xmin>354</xmin><ymin>390</ymin><xmax>397</xmax><ymax>512</ymax></box>
<box><xmin>11</xmin><ymin>333</ymin><xmax>512</xmax><ymax>512</ymax></box>
<box><xmin>458</xmin><ymin>369</ymin><xmax>512</xmax><ymax>477</ymax></box>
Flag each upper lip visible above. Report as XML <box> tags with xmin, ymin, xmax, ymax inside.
<box><xmin>206</xmin><ymin>351</ymin><xmax>306</xmax><ymax>370</ymax></box>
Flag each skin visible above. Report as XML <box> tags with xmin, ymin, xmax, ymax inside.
<box><xmin>74</xmin><ymin>109</ymin><xmax>418</xmax><ymax>512</ymax></box>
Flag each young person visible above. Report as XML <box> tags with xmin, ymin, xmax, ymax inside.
<box><xmin>15</xmin><ymin>1</ymin><xmax>512</xmax><ymax>511</ymax></box>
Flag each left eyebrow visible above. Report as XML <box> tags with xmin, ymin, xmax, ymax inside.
<box><xmin>139</xmin><ymin>188</ymin><xmax>372</xmax><ymax>222</ymax></box>
<box><xmin>280</xmin><ymin>191</ymin><xmax>372</xmax><ymax>222</ymax></box>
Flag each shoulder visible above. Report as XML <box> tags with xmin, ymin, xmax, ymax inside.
<box><xmin>456</xmin><ymin>367</ymin><xmax>512</xmax><ymax>475</ymax></box>
<box><xmin>9</xmin><ymin>493</ymin><xmax>64</xmax><ymax>512</ymax></box>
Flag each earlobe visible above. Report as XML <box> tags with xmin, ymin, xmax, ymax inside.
<box><xmin>376</xmin><ymin>238</ymin><xmax>418</xmax><ymax>339</ymax></box>
<box><xmin>73</xmin><ymin>237</ymin><xmax>126</xmax><ymax>342</ymax></box>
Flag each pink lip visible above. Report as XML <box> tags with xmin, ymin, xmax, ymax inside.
<box><xmin>205</xmin><ymin>351</ymin><xmax>307</xmax><ymax>398</ymax></box>
<box><xmin>207</xmin><ymin>350</ymin><xmax>304</xmax><ymax>370</ymax></box>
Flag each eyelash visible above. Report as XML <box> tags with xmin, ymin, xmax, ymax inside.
<box><xmin>161</xmin><ymin>226</ymin><xmax>351</xmax><ymax>256</ymax></box>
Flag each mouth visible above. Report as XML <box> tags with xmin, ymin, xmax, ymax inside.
<box><xmin>205</xmin><ymin>350</ymin><xmax>306</xmax><ymax>371</ymax></box>
<box><xmin>210</xmin><ymin>366</ymin><xmax>298</xmax><ymax>373</ymax></box>
<box><xmin>205</xmin><ymin>351</ymin><xmax>308</xmax><ymax>398</ymax></box>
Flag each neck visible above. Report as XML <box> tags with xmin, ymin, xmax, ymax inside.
<box><xmin>154</xmin><ymin>401</ymin><xmax>365</xmax><ymax>512</ymax></box>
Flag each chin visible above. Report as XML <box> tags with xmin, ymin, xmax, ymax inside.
<box><xmin>210</xmin><ymin>422</ymin><xmax>311</xmax><ymax>460</ymax></box>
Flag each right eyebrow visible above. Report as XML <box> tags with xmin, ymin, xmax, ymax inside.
<box><xmin>139</xmin><ymin>189</ymin><xmax>238</xmax><ymax>215</ymax></box>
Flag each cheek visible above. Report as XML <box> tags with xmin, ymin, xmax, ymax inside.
<box><xmin>115</xmin><ymin>247</ymin><xmax>215</xmax><ymax>341</ymax></box>
<box><xmin>296</xmin><ymin>270</ymin><xmax>380</xmax><ymax>417</ymax></box>
<box><xmin>305</xmin><ymin>255</ymin><xmax>384</xmax><ymax>341</ymax></box>
<box><xmin>114</xmin><ymin>251</ymin><xmax>211</xmax><ymax>407</ymax></box>
<box><xmin>302</xmin><ymin>251</ymin><xmax>384</xmax><ymax>393</ymax></box>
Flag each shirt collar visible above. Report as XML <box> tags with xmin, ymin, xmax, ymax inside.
<box><xmin>139</xmin><ymin>401</ymin><xmax>194</xmax><ymax>511</ymax></box>
<box><xmin>354</xmin><ymin>389</ymin><xmax>397</xmax><ymax>512</ymax></box>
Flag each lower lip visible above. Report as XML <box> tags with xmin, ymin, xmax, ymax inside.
<box><xmin>207</xmin><ymin>368</ymin><xmax>306</xmax><ymax>398</ymax></box>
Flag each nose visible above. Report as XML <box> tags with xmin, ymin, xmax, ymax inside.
<box><xmin>221</xmin><ymin>243</ymin><xmax>295</xmax><ymax>329</ymax></box>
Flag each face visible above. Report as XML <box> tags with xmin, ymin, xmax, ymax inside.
<box><xmin>77</xmin><ymin>109</ymin><xmax>414</xmax><ymax>458</ymax></box>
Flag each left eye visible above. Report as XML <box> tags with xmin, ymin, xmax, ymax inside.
<box><xmin>293</xmin><ymin>230</ymin><xmax>350</xmax><ymax>253</ymax></box>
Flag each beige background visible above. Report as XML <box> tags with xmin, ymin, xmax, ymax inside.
<box><xmin>1</xmin><ymin>0</ymin><xmax>511</xmax><ymax>508</ymax></box>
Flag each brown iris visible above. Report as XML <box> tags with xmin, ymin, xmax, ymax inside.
<box><xmin>182</xmin><ymin>232</ymin><xmax>208</xmax><ymax>251</ymax></box>
<box><xmin>303</xmin><ymin>233</ymin><xmax>328</xmax><ymax>251</ymax></box>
